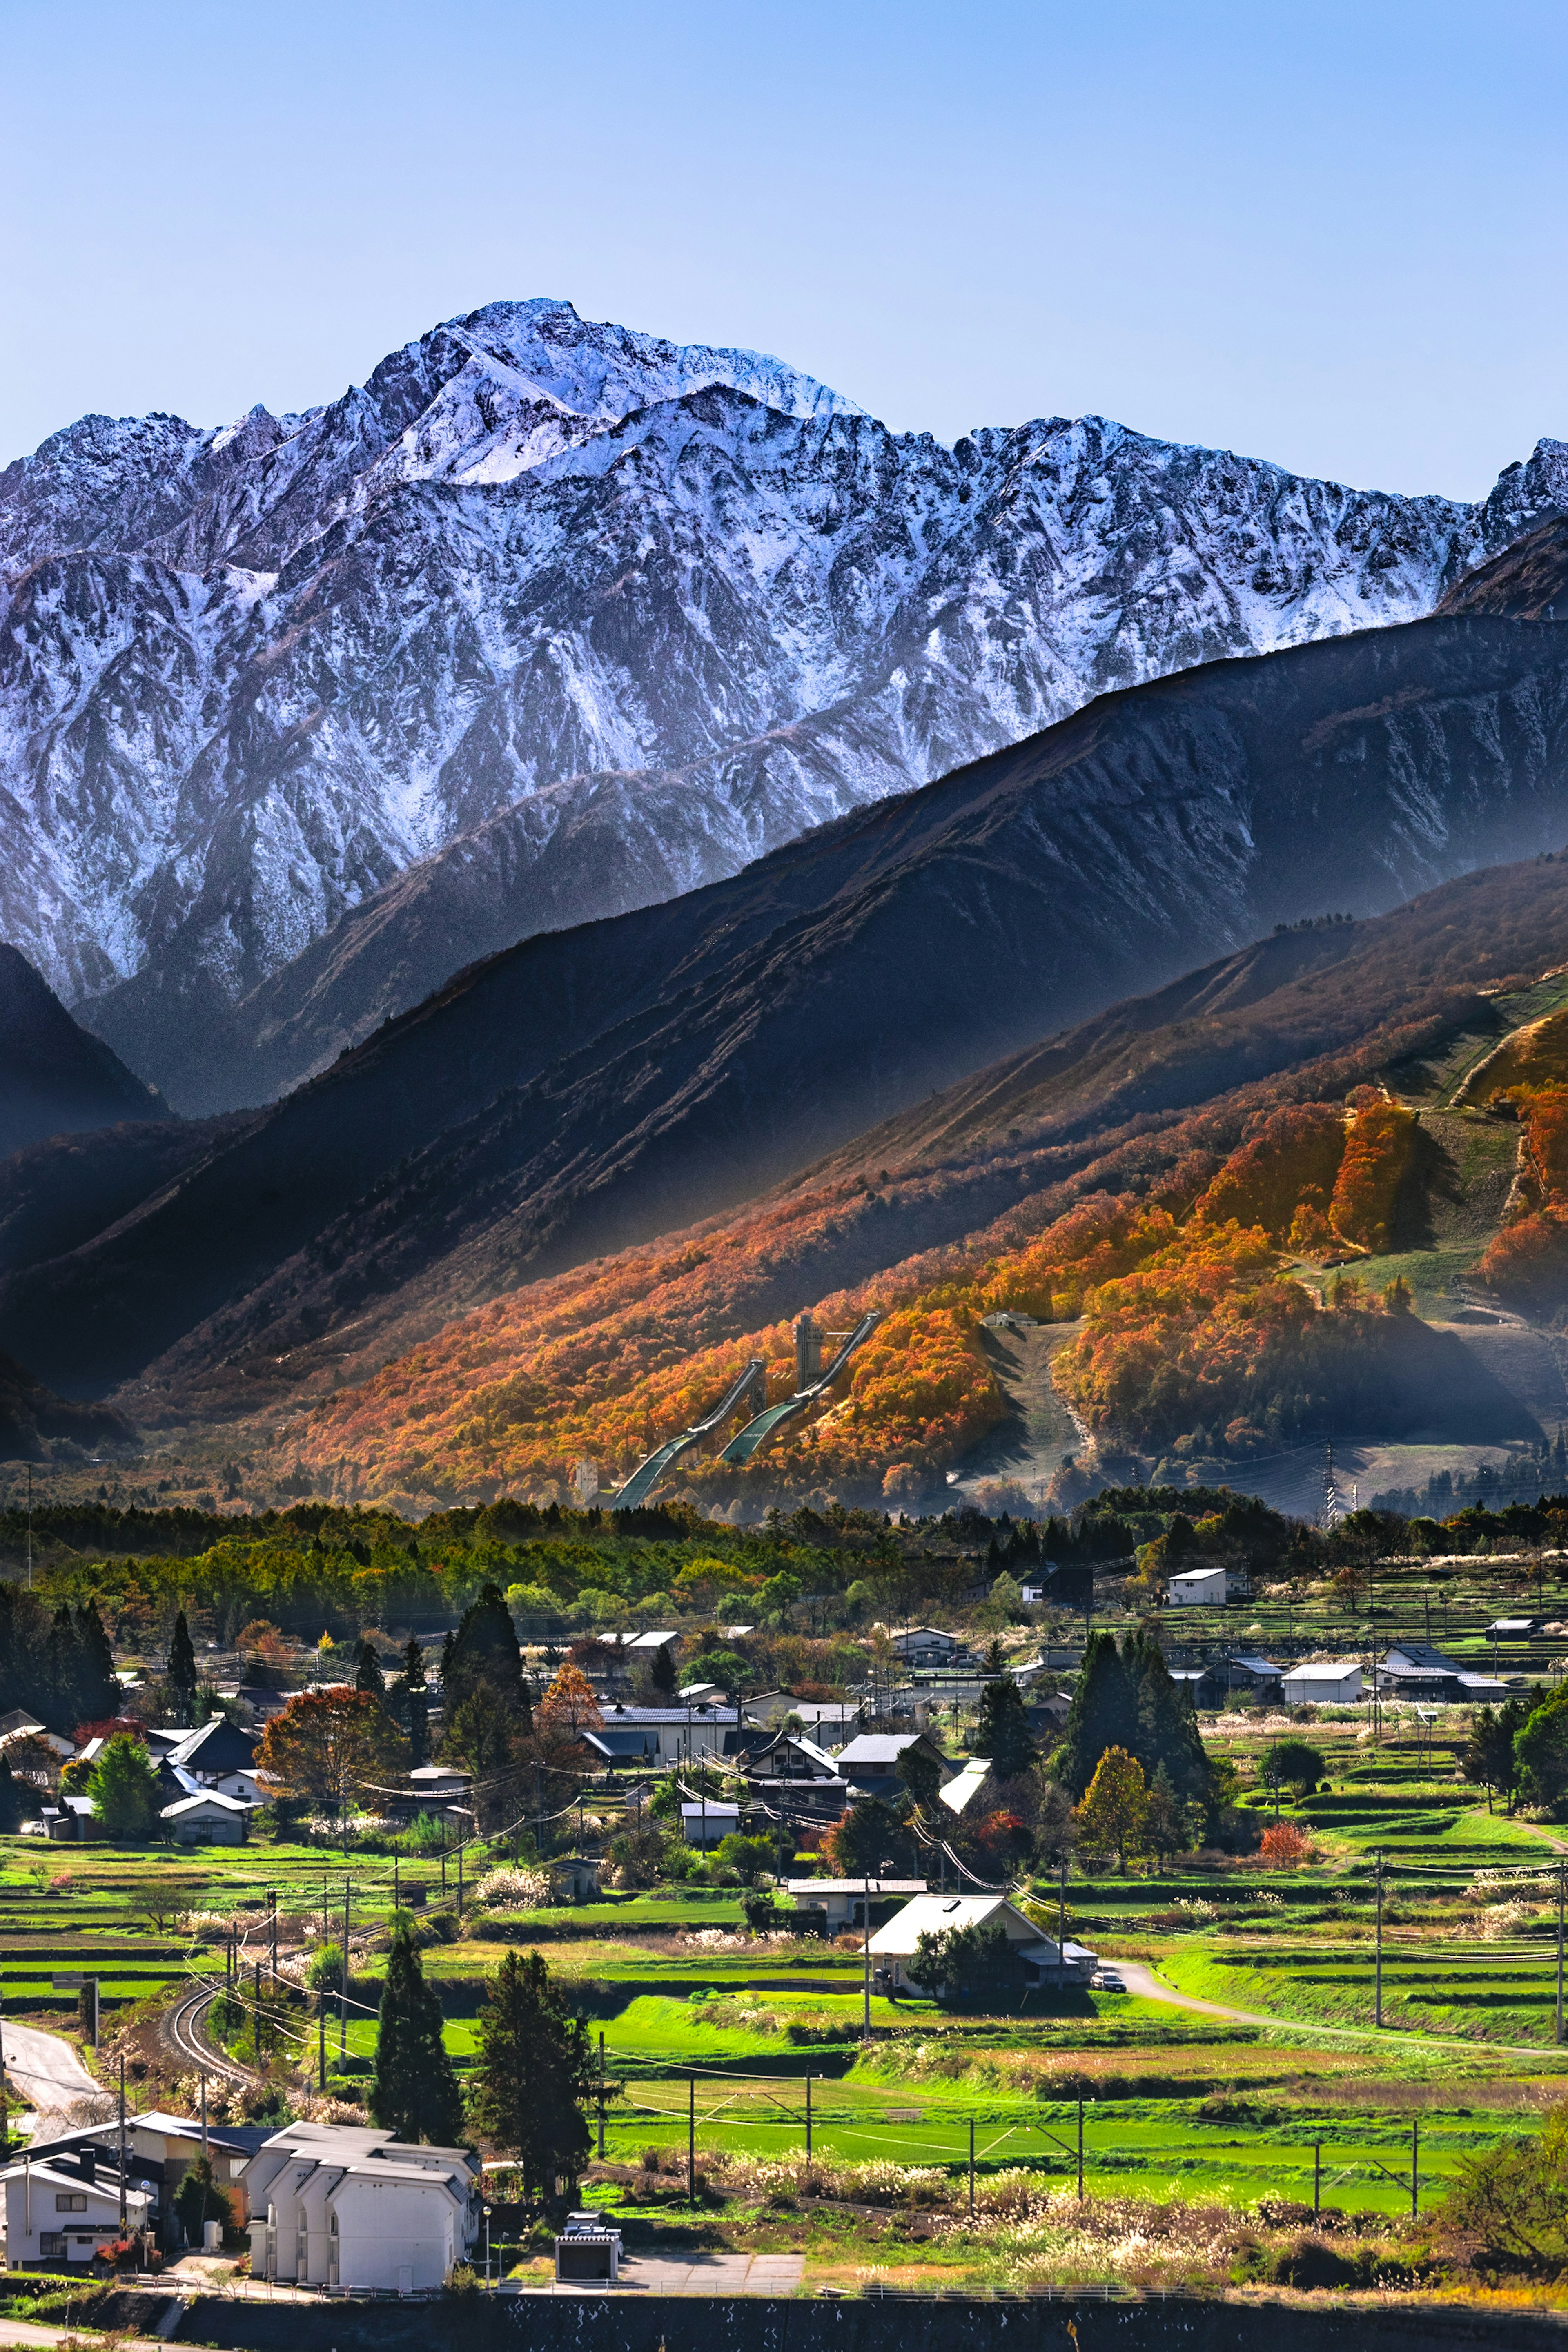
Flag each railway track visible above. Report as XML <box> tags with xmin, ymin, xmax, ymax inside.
<box><xmin>164</xmin><ymin>1980</ymin><xmax>257</xmax><ymax>2088</ymax></box>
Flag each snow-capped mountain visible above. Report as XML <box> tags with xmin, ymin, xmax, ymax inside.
<box><xmin>2</xmin><ymin>294</ymin><xmax>1564</xmax><ymax>1109</ymax></box>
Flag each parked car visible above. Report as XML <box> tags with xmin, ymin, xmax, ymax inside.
<box><xmin>1090</xmin><ymin>1969</ymin><xmax>1126</xmax><ymax>1993</ymax></box>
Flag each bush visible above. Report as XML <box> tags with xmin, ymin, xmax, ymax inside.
<box><xmin>1259</xmin><ymin>1824</ymin><xmax>1312</xmax><ymax>1868</ymax></box>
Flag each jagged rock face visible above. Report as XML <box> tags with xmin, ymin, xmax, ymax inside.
<box><xmin>3</xmin><ymin>294</ymin><xmax>1566</xmax><ymax>1107</ymax></box>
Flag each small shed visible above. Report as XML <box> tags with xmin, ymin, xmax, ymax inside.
<box><xmin>160</xmin><ymin>1789</ymin><xmax>249</xmax><ymax>1844</ymax></box>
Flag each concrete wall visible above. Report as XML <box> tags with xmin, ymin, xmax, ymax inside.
<box><xmin>126</xmin><ymin>2289</ymin><xmax>1568</xmax><ymax>2352</ymax></box>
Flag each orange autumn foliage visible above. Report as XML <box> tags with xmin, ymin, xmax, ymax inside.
<box><xmin>1479</xmin><ymin>1085</ymin><xmax>1568</xmax><ymax>1310</ymax></box>
<box><xmin>1194</xmin><ymin>1104</ymin><xmax>1346</xmax><ymax>1243</ymax></box>
<box><xmin>1328</xmin><ymin>1093</ymin><xmax>1416</xmax><ymax>1252</ymax></box>
<box><xmin>296</xmin><ymin>1077</ymin><xmax>1429</xmax><ymax>1503</ymax></box>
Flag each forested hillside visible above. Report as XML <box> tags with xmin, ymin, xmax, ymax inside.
<box><xmin>287</xmin><ymin>854</ymin><xmax>1568</xmax><ymax>1513</ymax></box>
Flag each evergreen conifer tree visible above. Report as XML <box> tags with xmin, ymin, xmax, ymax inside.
<box><xmin>167</xmin><ymin>1612</ymin><xmax>198</xmax><ymax>1727</ymax></box>
<box><xmin>974</xmin><ymin>1675</ymin><xmax>1036</xmax><ymax>1780</ymax></box>
<box><xmin>74</xmin><ymin>1603</ymin><xmax>119</xmax><ymax>1726</ymax></box>
<box><xmin>468</xmin><ymin>1951</ymin><xmax>592</xmax><ymax>2200</ymax></box>
<box><xmin>0</xmin><ymin>1753</ymin><xmax>29</xmax><ymax>1834</ymax></box>
<box><xmin>399</xmin><ymin>1638</ymin><xmax>430</xmax><ymax>1766</ymax></box>
<box><xmin>648</xmin><ymin>1641</ymin><xmax>677</xmax><ymax>1698</ymax></box>
<box><xmin>1053</xmin><ymin>1631</ymin><xmax>1133</xmax><ymax>1799</ymax></box>
<box><xmin>445</xmin><ymin>1584</ymin><xmax>530</xmax><ymax>1723</ymax></box>
<box><xmin>354</xmin><ymin>1638</ymin><xmax>386</xmax><ymax>1698</ymax></box>
<box><xmin>370</xmin><ymin>1920</ymin><xmax>465</xmax><ymax>2145</ymax></box>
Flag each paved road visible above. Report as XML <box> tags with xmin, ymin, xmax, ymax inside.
<box><xmin>1</xmin><ymin>2018</ymin><xmax>104</xmax><ymax>2122</ymax></box>
<box><xmin>1109</xmin><ymin>1955</ymin><xmax>1568</xmax><ymax>2062</ymax></box>
<box><xmin>521</xmin><ymin>2253</ymin><xmax>806</xmax><ymax>2296</ymax></box>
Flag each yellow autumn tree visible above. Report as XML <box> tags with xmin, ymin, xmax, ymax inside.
<box><xmin>1075</xmin><ymin>1745</ymin><xmax>1150</xmax><ymax>1876</ymax></box>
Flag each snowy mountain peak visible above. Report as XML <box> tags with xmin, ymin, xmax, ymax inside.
<box><xmin>1</xmin><ymin>297</ymin><xmax>1565</xmax><ymax>1109</ymax></box>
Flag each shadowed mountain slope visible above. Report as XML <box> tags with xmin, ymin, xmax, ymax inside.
<box><xmin>0</xmin><ymin>946</ymin><xmax>162</xmax><ymax>1160</ymax></box>
<box><xmin>5</xmin><ymin>611</ymin><xmax>1568</xmax><ymax>1411</ymax></box>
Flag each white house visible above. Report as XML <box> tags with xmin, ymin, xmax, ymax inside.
<box><xmin>1166</xmin><ymin>1566</ymin><xmax>1229</xmax><ymax>1607</ymax></box>
<box><xmin>160</xmin><ymin>1790</ymin><xmax>249</xmax><ymax>1844</ymax></box>
<box><xmin>679</xmin><ymin>1802</ymin><xmax>740</xmax><ymax>1849</ymax></box>
<box><xmin>588</xmin><ymin>1702</ymin><xmax>739</xmax><ymax>1768</ymax></box>
<box><xmin>784</xmin><ymin>1878</ymin><xmax>925</xmax><ymax>1930</ymax></box>
<box><xmin>866</xmin><ymin>1893</ymin><xmax>1097</xmax><ymax>1992</ymax></box>
<box><xmin>242</xmin><ymin>2122</ymin><xmax>477</xmax><ymax>2292</ymax></box>
<box><xmin>1</xmin><ymin>2156</ymin><xmax>151</xmax><ymax>2264</ymax></box>
<box><xmin>1279</xmin><ymin>1662</ymin><xmax>1363</xmax><ymax>1706</ymax></box>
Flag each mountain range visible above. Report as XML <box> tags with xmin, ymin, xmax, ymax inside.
<box><xmin>6</xmin><ymin>605</ymin><xmax>1568</xmax><ymax>1433</ymax></box>
<box><xmin>8</xmin><ymin>298</ymin><xmax>1568</xmax><ymax>1113</ymax></box>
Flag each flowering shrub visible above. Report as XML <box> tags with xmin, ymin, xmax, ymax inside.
<box><xmin>474</xmin><ymin>1867</ymin><xmax>551</xmax><ymax>1909</ymax></box>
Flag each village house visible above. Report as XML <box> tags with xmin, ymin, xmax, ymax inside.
<box><xmin>242</xmin><ymin>2121</ymin><xmax>478</xmax><ymax>2292</ymax></box>
<box><xmin>866</xmin><ymin>1893</ymin><xmax>1098</xmax><ymax>1994</ymax></box>
<box><xmin>783</xmin><ymin>1877</ymin><xmax>926</xmax><ymax>1931</ymax></box>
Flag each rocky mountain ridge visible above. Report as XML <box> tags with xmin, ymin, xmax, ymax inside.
<box><xmin>6</xmin><ymin>610</ymin><xmax>1568</xmax><ymax>1416</ymax></box>
<box><xmin>6</xmin><ymin>296</ymin><xmax>1567</xmax><ymax>1108</ymax></box>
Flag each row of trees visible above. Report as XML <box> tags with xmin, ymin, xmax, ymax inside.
<box><xmin>365</xmin><ymin>1923</ymin><xmax>589</xmax><ymax>2197</ymax></box>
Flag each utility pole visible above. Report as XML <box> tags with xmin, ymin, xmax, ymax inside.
<box><xmin>1411</xmin><ymin>2120</ymin><xmax>1419</xmax><ymax>2220</ymax></box>
<box><xmin>862</xmin><ymin>1866</ymin><xmax>872</xmax><ymax>2040</ymax></box>
<box><xmin>318</xmin><ymin>1991</ymin><xmax>327</xmax><ymax>2091</ymax></box>
<box><xmin>1077</xmin><ymin>2094</ymin><xmax>1085</xmax><ymax>2201</ymax></box>
<box><xmin>24</xmin><ymin>1465</ymin><xmax>32</xmax><ymax>1590</ymax></box>
<box><xmin>1374</xmin><ymin>1849</ymin><xmax>1385</xmax><ymax>2029</ymax></box>
<box><xmin>1058</xmin><ymin>1857</ymin><xmax>1067</xmax><ymax>1950</ymax></box>
<box><xmin>200</xmin><ymin>2070</ymin><xmax>207</xmax><ymax>2158</ymax></box>
<box><xmin>341</xmin><ymin>1879</ymin><xmax>350</xmax><ymax>2065</ymax></box>
<box><xmin>1557</xmin><ymin>1862</ymin><xmax>1566</xmax><ymax>2047</ymax></box>
<box><xmin>805</xmin><ymin>2074</ymin><xmax>812</xmax><ymax>2160</ymax></box>
<box><xmin>118</xmin><ymin>2052</ymin><xmax>127</xmax><ymax>2234</ymax></box>
<box><xmin>0</xmin><ymin>1966</ymin><xmax>9</xmax><ymax>2156</ymax></box>
<box><xmin>597</xmin><ymin>2031</ymin><xmax>606</xmax><ymax>2159</ymax></box>
<box><xmin>1314</xmin><ymin>2141</ymin><xmax>1321</xmax><ymax>2221</ymax></box>
<box><xmin>268</xmin><ymin>1890</ymin><xmax>278</xmax><ymax>1988</ymax></box>
<box><xmin>968</xmin><ymin>2116</ymin><xmax>975</xmax><ymax>2216</ymax></box>
<box><xmin>687</xmin><ymin>2076</ymin><xmax>695</xmax><ymax>2207</ymax></box>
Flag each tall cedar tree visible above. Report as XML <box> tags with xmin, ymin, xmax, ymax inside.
<box><xmin>0</xmin><ymin>1753</ymin><xmax>30</xmax><ymax>1833</ymax></box>
<box><xmin>468</xmin><ymin>1951</ymin><xmax>592</xmax><ymax>2200</ymax></box>
<box><xmin>396</xmin><ymin>1638</ymin><xmax>430</xmax><ymax>1766</ymax></box>
<box><xmin>39</xmin><ymin>1602</ymin><xmax>119</xmax><ymax>1737</ymax></box>
<box><xmin>167</xmin><ymin>1611</ymin><xmax>198</xmax><ymax>1727</ymax></box>
<box><xmin>445</xmin><ymin>1583</ymin><xmax>531</xmax><ymax>1724</ymax></box>
<box><xmin>1053</xmin><ymin>1629</ymin><xmax>1210</xmax><ymax>1806</ymax></box>
<box><xmin>974</xmin><ymin>1676</ymin><xmax>1037</xmax><ymax>1779</ymax></box>
<box><xmin>648</xmin><ymin>1641</ymin><xmax>677</xmax><ymax>1698</ymax></box>
<box><xmin>370</xmin><ymin>1920</ymin><xmax>465</xmax><ymax>2145</ymax></box>
<box><xmin>354</xmin><ymin>1638</ymin><xmax>386</xmax><ymax>1698</ymax></box>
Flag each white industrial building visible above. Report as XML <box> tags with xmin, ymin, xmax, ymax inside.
<box><xmin>1279</xmin><ymin>1662</ymin><xmax>1364</xmax><ymax>1706</ymax></box>
<box><xmin>242</xmin><ymin>2122</ymin><xmax>478</xmax><ymax>2292</ymax></box>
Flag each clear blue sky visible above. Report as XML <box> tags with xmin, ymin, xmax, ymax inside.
<box><xmin>4</xmin><ymin>0</ymin><xmax>1566</xmax><ymax>497</ymax></box>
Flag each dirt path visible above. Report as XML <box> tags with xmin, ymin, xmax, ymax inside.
<box><xmin>949</xmin><ymin>1322</ymin><xmax>1086</xmax><ymax>1501</ymax></box>
<box><xmin>1106</xmin><ymin>1955</ymin><xmax>1568</xmax><ymax>2062</ymax></box>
